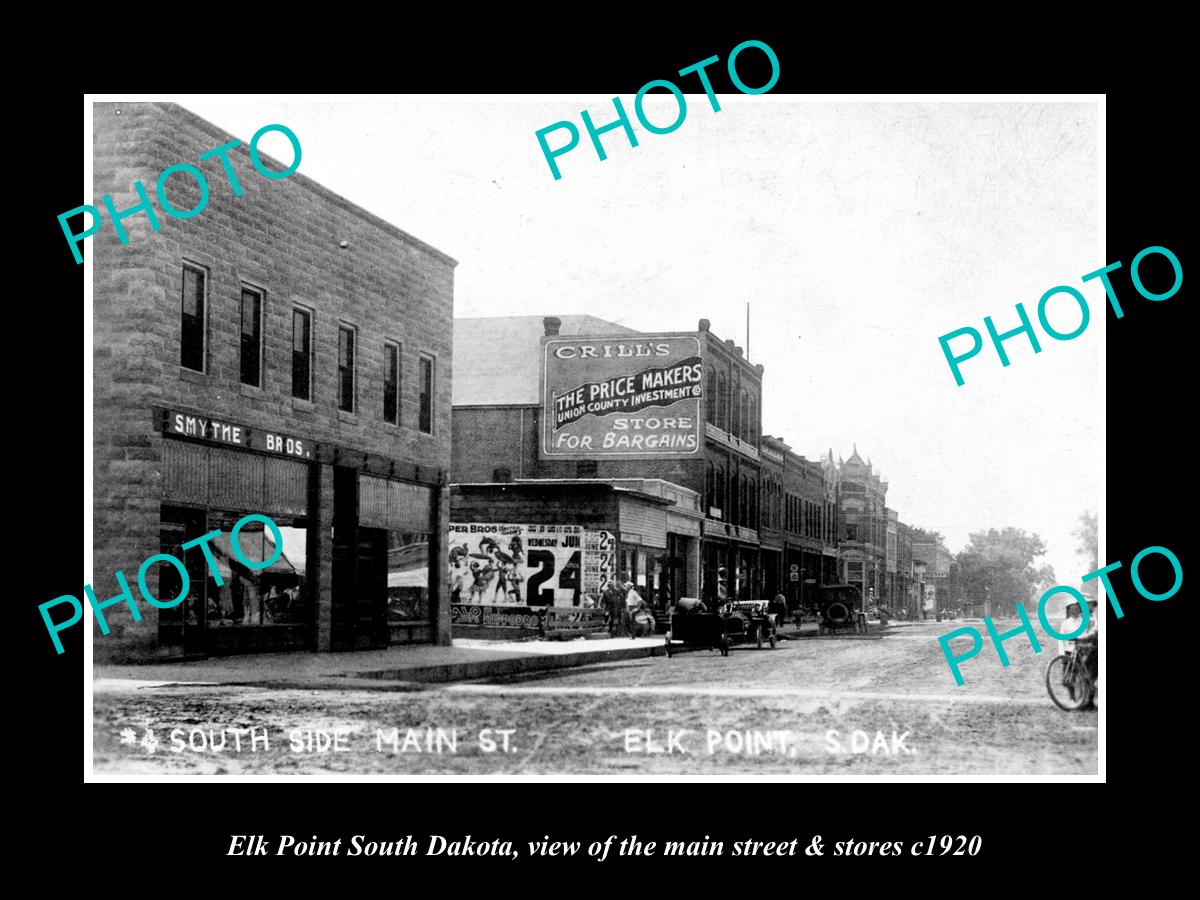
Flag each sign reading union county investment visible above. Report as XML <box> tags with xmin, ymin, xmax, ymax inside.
<box><xmin>541</xmin><ymin>333</ymin><xmax>704</xmax><ymax>459</ymax></box>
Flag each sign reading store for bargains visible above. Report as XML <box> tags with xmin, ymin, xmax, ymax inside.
<box><xmin>542</xmin><ymin>335</ymin><xmax>703</xmax><ymax>458</ymax></box>
<box><xmin>535</xmin><ymin>40</ymin><xmax>780</xmax><ymax>180</ymax></box>
<box><xmin>39</xmin><ymin>514</ymin><xmax>286</xmax><ymax>654</ymax></box>
<box><xmin>59</xmin><ymin>122</ymin><xmax>301</xmax><ymax>264</ymax></box>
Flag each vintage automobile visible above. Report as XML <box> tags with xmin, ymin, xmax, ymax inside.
<box><xmin>720</xmin><ymin>600</ymin><xmax>779</xmax><ymax>650</ymax></box>
<box><xmin>814</xmin><ymin>584</ymin><xmax>865</xmax><ymax>635</ymax></box>
<box><xmin>664</xmin><ymin>598</ymin><xmax>727</xmax><ymax>657</ymax></box>
<box><xmin>664</xmin><ymin>598</ymin><xmax>779</xmax><ymax>657</ymax></box>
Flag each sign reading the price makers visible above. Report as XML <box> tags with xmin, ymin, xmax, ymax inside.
<box><xmin>541</xmin><ymin>333</ymin><xmax>704</xmax><ymax>459</ymax></box>
<box><xmin>449</xmin><ymin>523</ymin><xmax>586</xmax><ymax>607</ymax></box>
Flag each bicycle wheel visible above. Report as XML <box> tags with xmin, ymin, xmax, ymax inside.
<box><xmin>1046</xmin><ymin>655</ymin><xmax>1086</xmax><ymax>711</ymax></box>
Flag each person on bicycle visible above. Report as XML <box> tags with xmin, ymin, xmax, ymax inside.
<box><xmin>1059</xmin><ymin>598</ymin><xmax>1098</xmax><ymax>705</ymax></box>
<box><xmin>1077</xmin><ymin>599</ymin><xmax>1098</xmax><ymax>700</ymax></box>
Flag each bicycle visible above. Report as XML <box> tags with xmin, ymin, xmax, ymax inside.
<box><xmin>1045</xmin><ymin>640</ymin><xmax>1097</xmax><ymax>711</ymax></box>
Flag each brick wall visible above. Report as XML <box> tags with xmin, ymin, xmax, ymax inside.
<box><xmin>92</xmin><ymin>102</ymin><xmax>455</xmax><ymax>660</ymax></box>
<box><xmin>452</xmin><ymin>407</ymin><xmax>533</xmax><ymax>482</ymax></box>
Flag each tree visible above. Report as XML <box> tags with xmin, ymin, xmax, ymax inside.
<box><xmin>910</xmin><ymin>528</ymin><xmax>945</xmax><ymax>546</ymax></box>
<box><xmin>1073</xmin><ymin>511</ymin><xmax>1098</xmax><ymax>599</ymax></box>
<box><xmin>949</xmin><ymin>527</ymin><xmax>1055</xmax><ymax>617</ymax></box>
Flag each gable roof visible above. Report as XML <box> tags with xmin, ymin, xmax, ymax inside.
<box><xmin>452</xmin><ymin>315</ymin><xmax>640</xmax><ymax>406</ymax></box>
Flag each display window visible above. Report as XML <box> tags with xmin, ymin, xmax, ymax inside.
<box><xmin>201</xmin><ymin>512</ymin><xmax>310</xmax><ymax>627</ymax></box>
<box><xmin>158</xmin><ymin>505</ymin><xmax>311</xmax><ymax>637</ymax></box>
<box><xmin>386</xmin><ymin>530</ymin><xmax>431</xmax><ymax>626</ymax></box>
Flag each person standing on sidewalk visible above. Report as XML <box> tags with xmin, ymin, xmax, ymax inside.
<box><xmin>602</xmin><ymin>579</ymin><xmax>627</xmax><ymax>638</ymax></box>
<box><xmin>624</xmin><ymin>581</ymin><xmax>644</xmax><ymax>639</ymax></box>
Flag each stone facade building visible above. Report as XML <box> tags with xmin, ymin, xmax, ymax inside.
<box><xmin>92</xmin><ymin>102</ymin><xmax>455</xmax><ymax>661</ymax></box>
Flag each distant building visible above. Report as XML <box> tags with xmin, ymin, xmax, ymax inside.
<box><xmin>913</xmin><ymin>535</ymin><xmax>952</xmax><ymax>618</ymax></box>
<box><xmin>835</xmin><ymin>447</ymin><xmax>889</xmax><ymax>606</ymax></box>
<box><xmin>885</xmin><ymin>508</ymin><xmax>899</xmax><ymax>612</ymax></box>
<box><xmin>760</xmin><ymin>438</ymin><xmax>838</xmax><ymax>609</ymax></box>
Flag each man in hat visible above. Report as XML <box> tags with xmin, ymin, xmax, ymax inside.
<box><xmin>602</xmin><ymin>578</ymin><xmax>628</xmax><ymax>638</ymax></box>
<box><xmin>623</xmin><ymin>580</ymin><xmax>645</xmax><ymax>640</ymax></box>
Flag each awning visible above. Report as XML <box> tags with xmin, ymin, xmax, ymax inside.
<box><xmin>208</xmin><ymin>530</ymin><xmax>300</xmax><ymax>579</ymax></box>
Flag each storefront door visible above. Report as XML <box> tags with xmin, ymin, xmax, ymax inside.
<box><xmin>159</xmin><ymin>505</ymin><xmax>208</xmax><ymax>654</ymax></box>
<box><xmin>332</xmin><ymin>466</ymin><xmax>389</xmax><ymax>651</ymax></box>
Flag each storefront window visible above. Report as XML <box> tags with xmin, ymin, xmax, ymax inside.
<box><xmin>199</xmin><ymin>518</ymin><xmax>309</xmax><ymax>627</ymax></box>
<box><xmin>386</xmin><ymin>531</ymin><xmax>431</xmax><ymax>624</ymax></box>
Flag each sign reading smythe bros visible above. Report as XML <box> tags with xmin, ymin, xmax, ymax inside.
<box><xmin>541</xmin><ymin>333</ymin><xmax>703</xmax><ymax>459</ymax></box>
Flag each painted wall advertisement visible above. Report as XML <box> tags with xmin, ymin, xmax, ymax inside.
<box><xmin>450</xmin><ymin>523</ymin><xmax>593</xmax><ymax>609</ymax></box>
<box><xmin>541</xmin><ymin>333</ymin><xmax>703</xmax><ymax>459</ymax></box>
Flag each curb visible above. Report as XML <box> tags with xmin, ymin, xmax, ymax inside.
<box><xmin>348</xmin><ymin>642</ymin><xmax>667</xmax><ymax>685</ymax></box>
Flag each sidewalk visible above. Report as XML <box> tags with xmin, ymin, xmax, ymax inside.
<box><xmin>93</xmin><ymin>635</ymin><xmax>666</xmax><ymax>692</ymax></box>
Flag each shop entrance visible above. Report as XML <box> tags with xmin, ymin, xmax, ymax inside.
<box><xmin>331</xmin><ymin>467</ymin><xmax>390</xmax><ymax>651</ymax></box>
<box><xmin>159</xmin><ymin>505</ymin><xmax>208</xmax><ymax>654</ymax></box>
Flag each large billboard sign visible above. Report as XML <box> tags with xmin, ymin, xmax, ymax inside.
<box><xmin>541</xmin><ymin>333</ymin><xmax>704</xmax><ymax>459</ymax></box>
<box><xmin>449</xmin><ymin>523</ymin><xmax>584</xmax><ymax>607</ymax></box>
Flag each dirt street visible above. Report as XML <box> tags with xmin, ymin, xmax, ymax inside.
<box><xmin>93</xmin><ymin>622</ymin><xmax>1097</xmax><ymax>775</ymax></box>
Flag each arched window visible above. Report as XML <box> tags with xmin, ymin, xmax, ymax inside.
<box><xmin>705</xmin><ymin>460</ymin><xmax>715</xmax><ymax>512</ymax></box>
<box><xmin>716</xmin><ymin>374</ymin><xmax>726</xmax><ymax>430</ymax></box>
<box><xmin>748</xmin><ymin>396</ymin><xmax>757</xmax><ymax>442</ymax></box>
<box><xmin>716</xmin><ymin>465</ymin><xmax>726</xmax><ymax>515</ymax></box>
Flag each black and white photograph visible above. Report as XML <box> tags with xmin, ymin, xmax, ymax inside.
<box><xmin>75</xmin><ymin>88</ymin><xmax>1117</xmax><ymax>780</ymax></box>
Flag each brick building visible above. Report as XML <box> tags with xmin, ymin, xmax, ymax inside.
<box><xmin>912</xmin><ymin>535</ymin><xmax>952</xmax><ymax>618</ymax></box>
<box><xmin>885</xmin><ymin>508</ymin><xmax>899</xmax><ymax>611</ymax></box>
<box><xmin>835</xmin><ymin>447</ymin><xmax>889</xmax><ymax>606</ymax></box>
<box><xmin>451</xmin><ymin>315</ymin><xmax>763</xmax><ymax>609</ymax></box>
<box><xmin>92</xmin><ymin>102</ymin><xmax>455</xmax><ymax>661</ymax></box>
<box><xmin>759</xmin><ymin>437</ymin><xmax>838</xmax><ymax>610</ymax></box>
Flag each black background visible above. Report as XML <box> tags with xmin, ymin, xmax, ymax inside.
<box><xmin>19</xmin><ymin>24</ymin><xmax>1187</xmax><ymax>884</ymax></box>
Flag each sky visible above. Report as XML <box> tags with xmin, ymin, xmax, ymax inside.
<box><xmin>165</xmin><ymin>95</ymin><xmax>1101</xmax><ymax>584</ymax></box>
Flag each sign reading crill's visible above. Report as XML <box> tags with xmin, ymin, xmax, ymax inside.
<box><xmin>541</xmin><ymin>333</ymin><xmax>704</xmax><ymax>459</ymax></box>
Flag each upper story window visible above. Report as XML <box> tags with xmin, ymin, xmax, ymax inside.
<box><xmin>419</xmin><ymin>354</ymin><xmax>434</xmax><ymax>434</ymax></box>
<box><xmin>384</xmin><ymin>341</ymin><xmax>401</xmax><ymax>425</ymax></box>
<box><xmin>240</xmin><ymin>286</ymin><xmax>263</xmax><ymax>387</ymax></box>
<box><xmin>338</xmin><ymin>324</ymin><xmax>356</xmax><ymax>413</ymax></box>
<box><xmin>180</xmin><ymin>264</ymin><xmax>206</xmax><ymax>372</ymax></box>
<box><xmin>706</xmin><ymin>369</ymin><xmax>716</xmax><ymax>424</ymax></box>
<box><xmin>292</xmin><ymin>307</ymin><xmax>312</xmax><ymax>400</ymax></box>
